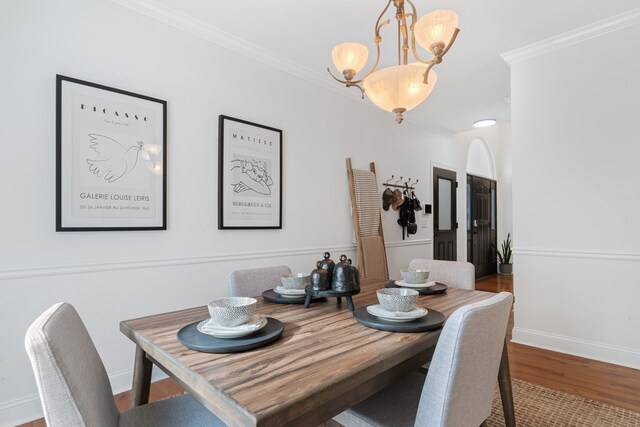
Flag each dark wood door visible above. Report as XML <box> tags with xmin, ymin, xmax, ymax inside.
<box><xmin>433</xmin><ymin>167</ymin><xmax>457</xmax><ymax>261</ymax></box>
<box><xmin>467</xmin><ymin>174</ymin><xmax>497</xmax><ymax>278</ymax></box>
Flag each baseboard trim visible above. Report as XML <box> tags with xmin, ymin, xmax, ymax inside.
<box><xmin>514</xmin><ymin>247</ymin><xmax>640</xmax><ymax>262</ymax></box>
<box><xmin>0</xmin><ymin>394</ymin><xmax>42</xmax><ymax>427</ymax></box>
<box><xmin>0</xmin><ymin>368</ymin><xmax>169</xmax><ymax>426</ymax></box>
<box><xmin>512</xmin><ymin>327</ymin><xmax>640</xmax><ymax>370</ymax></box>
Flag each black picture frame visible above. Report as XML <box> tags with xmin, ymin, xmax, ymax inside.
<box><xmin>56</xmin><ymin>75</ymin><xmax>167</xmax><ymax>231</ymax></box>
<box><xmin>218</xmin><ymin>115</ymin><xmax>283</xmax><ymax>229</ymax></box>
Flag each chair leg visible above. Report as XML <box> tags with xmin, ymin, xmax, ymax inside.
<box><xmin>498</xmin><ymin>338</ymin><xmax>516</xmax><ymax>427</ymax></box>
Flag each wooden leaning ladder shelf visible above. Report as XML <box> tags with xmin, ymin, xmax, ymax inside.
<box><xmin>346</xmin><ymin>158</ymin><xmax>389</xmax><ymax>281</ymax></box>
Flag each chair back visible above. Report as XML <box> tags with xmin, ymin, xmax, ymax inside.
<box><xmin>25</xmin><ymin>303</ymin><xmax>119</xmax><ymax>427</ymax></box>
<box><xmin>408</xmin><ymin>258</ymin><xmax>475</xmax><ymax>289</ymax></box>
<box><xmin>227</xmin><ymin>265</ymin><xmax>291</xmax><ymax>297</ymax></box>
<box><xmin>415</xmin><ymin>292</ymin><xmax>513</xmax><ymax>427</ymax></box>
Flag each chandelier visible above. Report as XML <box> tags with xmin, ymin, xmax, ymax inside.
<box><xmin>328</xmin><ymin>0</ymin><xmax>459</xmax><ymax>124</ymax></box>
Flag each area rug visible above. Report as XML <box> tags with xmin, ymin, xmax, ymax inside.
<box><xmin>486</xmin><ymin>379</ymin><xmax>640</xmax><ymax>427</ymax></box>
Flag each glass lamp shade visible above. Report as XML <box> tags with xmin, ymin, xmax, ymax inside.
<box><xmin>331</xmin><ymin>43</ymin><xmax>369</xmax><ymax>74</ymax></box>
<box><xmin>414</xmin><ymin>10</ymin><xmax>459</xmax><ymax>53</ymax></box>
<box><xmin>363</xmin><ymin>64</ymin><xmax>437</xmax><ymax>113</ymax></box>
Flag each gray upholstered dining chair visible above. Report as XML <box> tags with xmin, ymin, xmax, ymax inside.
<box><xmin>408</xmin><ymin>258</ymin><xmax>475</xmax><ymax>290</ymax></box>
<box><xmin>25</xmin><ymin>302</ymin><xmax>224</xmax><ymax>427</ymax></box>
<box><xmin>227</xmin><ymin>265</ymin><xmax>291</xmax><ymax>297</ymax></box>
<box><xmin>333</xmin><ymin>292</ymin><xmax>513</xmax><ymax>427</ymax></box>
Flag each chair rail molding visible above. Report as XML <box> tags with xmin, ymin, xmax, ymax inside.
<box><xmin>502</xmin><ymin>7</ymin><xmax>640</xmax><ymax>64</ymax></box>
<box><xmin>385</xmin><ymin>238</ymin><xmax>432</xmax><ymax>248</ymax></box>
<box><xmin>514</xmin><ymin>247</ymin><xmax>640</xmax><ymax>262</ymax></box>
<box><xmin>0</xmin><ymin>241</ymin><xmax>427</xmax><ymax>280</ymax></box>
<box><xmin>0</xmin><ymin>244</ymin><xmax>356</xmax><ymax>280</ymax></box>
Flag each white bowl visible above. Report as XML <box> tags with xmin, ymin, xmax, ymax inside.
<box><xmin>376</xmin><ymin>288</ymin><xmax>419</xmax><ymax>312</ymax></box>
<box><xmin>280</xmin><ymin>273</ymin><xmax>311</xmax><ymax>290</ymax></box>
<box><xmin>207</xmin><ymin>297</ymin><xmax>257</xmax><ymax>327</ymax></box>
<box><xmin>401</xmin><ymin>269</ymin><xmax>430</xmax><ymax>284</ymax></box>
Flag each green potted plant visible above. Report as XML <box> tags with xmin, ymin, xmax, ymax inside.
<box><xmin>494</xmin><ymin>233</ymin><xmax>513</xmax><ymax>275</ymax></box>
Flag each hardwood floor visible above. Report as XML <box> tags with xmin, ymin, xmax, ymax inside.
<box><xmin>18</xmin><ymin>274</ymin><xmax>640</xmax><ymax>426</ymax></box>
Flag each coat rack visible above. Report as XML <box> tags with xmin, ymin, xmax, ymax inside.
<box><xmin>382</xmin><ymin>175</ymin><xmax>419</xmax><ymax>190</ymax></box>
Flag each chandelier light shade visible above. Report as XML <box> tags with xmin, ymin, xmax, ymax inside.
<box><xmin>414</xmin><ymin>10</ymin><xmax>459</xmax><ymax>54</ymax></box>
<box><xmin>332</xmin><ymin>43</ymin><xmax>369</xmax><ymax>77</ymax></box>
<box><xmin>327</xmin><ymin>0</ymin><xmax>459</xmax><ymax>124</ymax></box>
<box><xmin>363</xmin><ymin>65</ymin><xmax>437</xmax><ymax>123</ymax></box>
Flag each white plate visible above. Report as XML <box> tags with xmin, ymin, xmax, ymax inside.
<box><xmin>394</xmin><ymin>280</ymin><xmax>437</xmax><ymax>289</ymax></box>
<box><xmin>366</xmin><ymin>304</ymin><xmax>428</xmax><ymax>322</ymax></box>
<box><xmin>274</xmin><ymin>285</ymin><xmax>306</xmax><ymax>296</ymax></box>
<box><xmin>197</xmin><ymin>315</ymin><xmax>267</xmax><ymax>338</ymax></box>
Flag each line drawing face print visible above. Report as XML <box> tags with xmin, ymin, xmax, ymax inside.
<box><xmin>86</xmin><ymin>133</ymin><xmax>143</xmax><ymax>183</ymax></box>
<box><xmin>230</xmin><ymin>159</ymin><xmax>273</xmax><ymax>195</ymax></box>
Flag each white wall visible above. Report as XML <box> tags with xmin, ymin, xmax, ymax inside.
<box><xmin>509</xmin><ymin>22</ymin><xmax>640</xmax><ymax>368</ymax></box>
<box><xmin>0</xmin><ymin>1</ymin><xmax>472</xmax><ymax>424</ymax></box>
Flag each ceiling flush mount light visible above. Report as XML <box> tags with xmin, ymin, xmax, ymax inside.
<box><xmin>328</xmin><ymin>1</ymin><xmax>459</xmax><ymax>124</ymax></box>
<box><xmin>473</xmin><ymin>119</ymin><xmax>497</xmax><ymax>128</ymax></box>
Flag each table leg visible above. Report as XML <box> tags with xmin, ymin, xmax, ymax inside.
<box><xmin>498</xmin><ymin>338</ymin><xmax>516</xmax><ymax>427</ymax></box>
<box><xmin>346</xmin><ymin>296</ymin><xmax>355</xmax><ymax>312</ymax></box>
<box><xmin>131</xmin><ymin>346</ymin><xmax>153</xmax><ymax>408</ymax></box>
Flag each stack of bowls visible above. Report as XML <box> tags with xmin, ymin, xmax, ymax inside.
<box><xmin>208</xmin><ymin>297</ymin><xmax>257</xmax><ymax>327</ymax></box>
<box><xmin>400</xmin><ymin>269</ymin><xmax>430</xmax><ymax>284</ymax></box>
<box><xmin>376</xmin><ymin>288</ymin><xmax>419</xmax><ymax>312</ymax></box>
<box><xmin>280</xmin><ymin>273</ymin><xmax>311</xmax><ymax>290</ymax></box>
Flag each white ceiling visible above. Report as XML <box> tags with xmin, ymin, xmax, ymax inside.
<box><xmin>146</xmin><ymin>0</ymin><xmax>639</xmax><ymax>133</ymax></box>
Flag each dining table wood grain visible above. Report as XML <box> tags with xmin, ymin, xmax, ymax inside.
<box><xmin>120</xmin><ymin>280</ymin><xmax>514</xmax><ymax>427</ymax></box>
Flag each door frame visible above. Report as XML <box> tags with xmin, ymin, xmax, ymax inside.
<box><xmin>431</xmin><ymin>163</ymin><xmax>459</xmax><ymax>261</ymax></box>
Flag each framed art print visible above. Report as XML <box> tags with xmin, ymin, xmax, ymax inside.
<box><xmin>56</xmin><ymin>75</ymin><xmax>167</xmax><ymax>231</ymax></box>
<box><xmin>218</xmin><ymin>115</ymin><xmax>282</xmax><ymax>229</ymax></box>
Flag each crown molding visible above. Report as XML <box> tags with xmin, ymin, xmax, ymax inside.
<box><xmin>107</xmin><ymin>0</ymin><xmax>455</xmax><ymax>136</ymax></box>
<box><xmin>502</xmin><ymin>7</ymin><xmax>640</xmax><ymax>65</ymax></box>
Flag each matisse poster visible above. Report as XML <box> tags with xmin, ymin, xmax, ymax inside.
<box><xmin>218</xmin><ymin>115</ymin><xmax>282</xmax><ymax>229</ymax></box>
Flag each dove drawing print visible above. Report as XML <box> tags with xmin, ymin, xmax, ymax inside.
<box><xmin>57</xmin><ymin>75</ymin><xmax>166</xmax><ymax>231</ymax></box>
<box><xmin>86</xmin><ymin>134</ymin><xmax>143</xmax><ymax>183</ymax></box>
<box><xmin>219</xmin><ymin>115</ymin><xmax>282</xmax><ymax>229</ymax></box>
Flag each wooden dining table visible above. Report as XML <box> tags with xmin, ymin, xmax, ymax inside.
<box><xmin>120</xmin><ymin>280</ymin><xmax>515</xmax><ymax>427</ymax></box>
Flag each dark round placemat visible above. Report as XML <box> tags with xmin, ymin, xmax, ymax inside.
<box><xmin>177</xmin><ymin>317</ymin><xmax>284</xmax><ymax>353</ymax></box>
<box><xmin>353</xmin><ymin>306</ymin><xmax>445</xmax><ymax>333</ymax></box>
<box><xmin>262</xmin><ymin>289</ymin><xmax>326</xmax><ymax>304</ymax></box>
<box><xmin>385</xmin><ymin>280</ymin><xmax>448</xmax><ymax>295</ymax></box>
